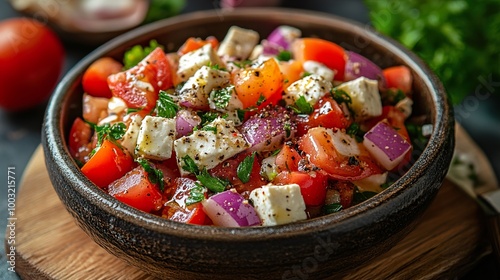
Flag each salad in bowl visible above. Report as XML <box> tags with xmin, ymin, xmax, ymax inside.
<box><xmin>42</xmin><ymin>9</ymin><xmax>453</xmax><ymax>279</ymax></box>
<box><xmin>69</xmin><ymin>25</ymin><xmax>423</xmax><ymax>227</ymax></box>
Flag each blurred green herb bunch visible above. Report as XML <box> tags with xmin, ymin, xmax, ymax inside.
<box><xmin>365</xmin><ymin>0</ymin><xmax>500</xmax><ymax>104</ymax></box>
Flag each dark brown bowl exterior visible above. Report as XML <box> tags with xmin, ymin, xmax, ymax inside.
<box><xmin>42</xmin><ymin>8</ymin><xmax>454</xmax><ymax>279</ymax></box>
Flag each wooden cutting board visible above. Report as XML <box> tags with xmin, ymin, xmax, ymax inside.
<box><xmin>6</xmin><ymin>124</ymin><xmax>499</xmax><ymax>279</ymax></box>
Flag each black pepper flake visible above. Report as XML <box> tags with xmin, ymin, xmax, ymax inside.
<box><xmin>348</xmin><ymin>156</ymin><xmax>359</xmax><ymax>166</ymax></box>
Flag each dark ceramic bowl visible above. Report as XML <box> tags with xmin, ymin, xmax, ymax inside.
<box><xmin>42</xmin><ymin>8</ymin><xmax>454</xmax><ymax>279</ymax></box>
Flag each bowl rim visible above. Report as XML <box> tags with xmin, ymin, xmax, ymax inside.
<box><xmin>44</xmin><ymin>7</ymin><xmax>452</xmax><ymax>241</ymax></box>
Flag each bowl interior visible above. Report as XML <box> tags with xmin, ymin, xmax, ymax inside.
<box><xmin>48</xmin><ymin>8</ymin><xmax>451</xmax><ymax>239</ymax></box>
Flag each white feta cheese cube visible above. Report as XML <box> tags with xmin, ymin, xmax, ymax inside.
<box><xmin>121</xmin><ymin>114</ymin><xmax>143</xmax><ymax>156</ymax></box>
<box><xmin>178</xmin><ymin>66</ymin><xmax>231</xmax><ymax>109</ymax></box>
<box><xmin>217</xmin><ymin>26</ymin><xmax>260</xmax><ymax>60</ymax></box>
<box><xmin>334</xmin><ymin>77</ymin><xmax>382</xmax><ymax>121</ymax></box>
<box><xmin>174</xmin><ymin>117</ymin><xmax>250</xmax><ymax>175</ymax></box>
<box><xmin>249</xmin><ymin>184</ymin><xmax>307</xmax><ymax>226</ymax></box>
<box><xmin>136</xmin><ymin>116</ymin><xmax>176</xmax><ymax>160</ymax></box>
<box><xmin>395</xmin><ymin>97</ymin><xmax>413</xmax><ymax>119</ymax></box>
<box><xmin>248</xmin><ymin>44</ymin><xmax>264</xmax><ymax>60</ymax></box>
<box><xmin>177</xmin><ymin>44</ymin><xmax>223</xmax><ymax>82</ymax></box>
<box><xmin>284</xmin><ymin>74</ymin><xmax>332</xmax><ymax>106</ymax></box>
<box><xmin>303</xmin><ymin>60</ymin><xmax>335</xmax><ymax>81</ymax></box>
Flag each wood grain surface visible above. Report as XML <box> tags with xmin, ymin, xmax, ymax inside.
<box><xmin>6</xmin><ymin>124</ymin><xmax>498</xmax><ymax>279</ymax></box>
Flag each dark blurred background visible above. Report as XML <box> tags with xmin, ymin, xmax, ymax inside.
<box><xmin>1</xmin><ymin>0</ymin><xmax>498</xmax><ymax>279</ymax></box>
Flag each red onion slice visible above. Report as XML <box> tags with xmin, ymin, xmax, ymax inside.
<box><xmin>363</xmin><ymin>121</ymin><xmax>412</xmax><ymax>170</ymax></box>
<box><xmin>202</xmin><ymin>190</ymin><xmax>261</xmax><ymax>227</ymax></box>
<box><xmin>262</xmin><ymin>25</ymin><xmax>301</xmax><ymax>56</ymax></box>
<box><xmin>175</xmin><ymin>109</ymin><xmax>201</xmax><ymax>137</ymax></box>
<box><xmin>240</xmin><ymin>106</ymin><xmax>296</xmax><ymax>152</ymax></box>
<box><xmin>345</xmin><ymin>51</ymin><xmax>386</xmax><ymax>87</ymax></box>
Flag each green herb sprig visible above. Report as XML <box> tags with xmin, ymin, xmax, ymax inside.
<box><xmin>156</xmin><ymin>91</ymin><xmax>179</xmax><ymax>118</ymax></box>
<box><xmin>181</xmin><ymin>155</ymin><xmax>228</xmax><ymax>193</ymax></box>
<box><xmin>365</xmin><ymin>0</ymin><xmax>500</xmax><ymax>104</ymax></box>
<box><xmin>87</xmin><ymin>122</ymin><xmax>126</xmax><ymax>157</ymax></box>
<box><xmin>186</xmin><ymin>183</ymin><xmax>206</xmax><ymax>205</ymax></box>
<box><xmin>237</xmin><ymin>153</ymin><xmax>256</xmax><ymax>183</ymax></box>
<box><xmin>137</xmin><ymin>158</ymin><xmax>165</xmax><ymax>191</ymax></box>
<box><xmin>289</xmin><ymin>96</ymin><xmax>313</xmax><ymax>115</ymax></box>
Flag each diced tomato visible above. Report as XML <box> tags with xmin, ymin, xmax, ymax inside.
<box><xmin>294</xmin><ymin>115</ymin><xmax>311</xmax><ymax>138</ymax></box>
<box><xmin>162</xmin><ymin>177</ymin><xmax>207</xmax><ymax>225</ymax></box>
<box><xmin>292</xmin><ymin>38</ymin><xmax>346</xmax><ymax>81</ymax></box>
<box><xmin>299</xmin><ymin>127</ymin><xmax>383</xmax><ymax>181</ymax></box>
<box><xmin>275</xmin><ymin>144</ymin><xmax>301</xmax><ymax>173</ymax></box>
<box><xmin>154</xmin><ymin>154</ymin><xmax>181</xmax><ymax>198</ymax></box>
<box><xmin>382</xmin><ymin>66</ymin><xmax>412</xmax><ymax>94</ymax></box>
<box><xmin>81</xmin><ymin>139</ymin><xmax>135</xmax><ymax>188</ymax></box>
<box><xmin>274</xmin><ymin>171</ymin><xmax>328</xmax><ymax>206</ymax></box>
<box><xmin>279</xmin><ymin>60</ymin><xmax>303</xmax><ymax>87</ymax></box>
<box><xmin>233</xmin><ymin>58</ymin><xmax>284</xmax><ymax>109</ymax></box>
<box><xmin>178</xmin><ymin>36</ymin><xmax>219</xmax><ymax>55</ymax></box>
<box><xmin>108</xmin><ymin>47</ymin><xmax>173</xmax><ymax>113</ymax></box>
<box><xmin>108</xmin><ymin>166</ymin><xmax>164</xmax><ymax>213</ymax></box>
<box><xmin>82</xmin><ymin>57</ymin><xmax>123</xmax><ymax>98</ymax></box>
<box><xmin>68</xmin><ymin>117</ymin><xmax>92</xmax><ymax>164</ymax></box>
<box><xmin>209</xmin><ymin>151</ymin><xmax>266</xmax><ymax>195</ymax></box>
<box><xmin>333</xmin><ymin>181</ymin><xmax>355</xmax><ymax>209</ymax></box>
<box><xmin>307</xmin><ymin>96</ymin><xmax>352</xmax><ymax>130</ymax></box>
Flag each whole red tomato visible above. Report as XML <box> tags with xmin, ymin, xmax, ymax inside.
<box><xmin>0</xmin><ymin>18</ymin><xmax>64</xmax><ymax>111</ymax></box>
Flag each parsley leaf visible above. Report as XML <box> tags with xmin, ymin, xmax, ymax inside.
<box><xmin>256</xmin><ymin>95</ymin><xmax>266</xmax><ymax>106</ymax></box>
<box><xmin>211</xmin><ymin>86</ymin><xmax>233</xmax><ymax>109</ymax></box>
<box><xmin>346</xmin><ymin>123</ymin><xmax>364</xmax><ymax>143</ymax></box>
<box><xmin>236</xmin><ymin>109</ymin><xmax>246</xmax><ymax>123</ymax></box>
<box><xmin>156</xmin><ymin>91</ymin><xmax>179</xmax><ymax>118</ymax></box>
<box><xmin>289</xmin><ymin>96</ymin><xmax>313</xmax><ymax>114</ymax></box>
<box><xmin>181</xmin><ymin>155</ymin><xmax>228</xmax><ymax>193</ymax></box>
<box><xmin>126</xmin><ymin>108</ymin><xmax>143</xmax><ymax>114</ymax></box>
<box><xmin>198</xmin><ymin>111</ymin><xmax>220</xmax><ymax>126</ymax></box>
<box><xmin>270</xmin><ymin>149</ymin><xmax>281</xmax><ymax>156</ymax></box>
<box><xmin>352</xmin><ymin>188</ymin><xmax>378</xmax><ymax>205</ymax></box>
<box><xmin>185</xmin><ymin>183</ymin><xmax>206</xmax><ymax>206</ymax></box>
<box><xmin>383</xmin><ymin>88</ymin><xmax>406</xmax><ymax>105</ymax></box>
<box><xmin>136</xmin><ymin>158</ymin><xmax>165</xmax><ymax>191</ymax></box>
<box><xmin>365</xmin><ymin>0</ymin><xmax>500</xmax><ymax>104</ymax></box>
<box><xmin>86</xmin><ymin>122</ymin><xmax>126</xmax><ymax>157</ymax></box>
<box><xmin>331</xmin><ymin>89</ymin><xmax>352</xmax><ymax>104</ymax></box>
<box><xmin>323</xmin><ymin>203</ymin><xmax>343</xmax><ymax>214</ymax></box>
<box><xmin>197</xmin><ymin>168</ymin><xmax>228</xmax><ymax>193</ymax></box>
<box><xmin>276</xmin><ymin>50</ymin><xmax>292</xmax><ymax>61</ymax></box>
<box><xmin>229</xmin><ymin>60</ymin><xmax>252</xmax><ymax>68</ymax></box>
<box><xmin>301</xmin><ymin>71</ymin><xmax>312</xmax><ymax>78</ymax></box>
<box><xmin>284</xmin><ymin>122</ymin><xmax>292</xmax><ymax>138</ymax></box>
<box><xmin>123</xmin><ymin>40</ymin><xmax>163</xmax><ymax>69</ymax></box>
<box><xmin>237</xmin><ymin>153</ymin><xmax>256</xmax><ymax>183</ymax></box>
<box><xmin>181</xmin><ymin>155</ymin><xmax>199</xmax><ymax>174</ymax></box>
<box><xmin>209</xmin><ymin>63</ymin><xmax>227</xmax><ymax>71</ymax></box>
<box><xmin>90</xmin><ymin>122</ymin><xmax>126</xmax><ymax>149</ymax></box>
<box><xmin>201</xmin><ymin>125</ymin><xmax>217</xmax><ymax>133</ymax></box>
